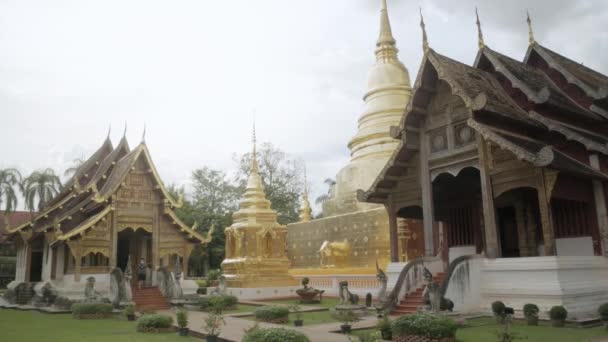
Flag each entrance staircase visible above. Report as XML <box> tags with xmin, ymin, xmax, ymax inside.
<box><xmin>392</xmin><ymin>272</ymin><xmax>446</xmax><ymax>316</ymax></box>
<box><xmin>131</xmin><ymin>286</ymin><xmax>170</xmax><ymax>311</ymax></box>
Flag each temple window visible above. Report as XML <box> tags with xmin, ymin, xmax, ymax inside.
<box><xmin>551</xmin><ymin>198</ymin><xmax>593</xmax><ymax>238</ymax></box>
<box><xmin>81</xmin><ymin>252</ymin><xmax>109</xmax><ymax>267</ymax></box>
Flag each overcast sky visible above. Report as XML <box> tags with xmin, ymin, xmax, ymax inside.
<box><xmin>1</xmin><ymin>0</ymin><xmax>607</xmax><ymax>213</ymax></box>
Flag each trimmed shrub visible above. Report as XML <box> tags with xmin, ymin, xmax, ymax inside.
<box><xmin>523</xmin><ymin>304</ymin><xmax>539</xmax><ymax>318</ymax></box>
<box><xmin>331</xmin><ymin>309</ymin><xmax>361</xmax><ymax>325</ymax></box>
<box><xmin>254</xmin><ymin>306</ymin><xmax>290</xmax><ymax>323</ymax></box>
<box><xmin>206</xmin><ymin>269</ymin><xmax>222</xmax><ymax>281</ymax></box>
<box><xmin>391</xmin><ymin>313</ymin><xmax>457</xmax><ymax>339</ymax></box>
<box><xmin>550</xmin><ymin>305</ymin><xmax>568</xmax><ymax>321</ymax></box>
<box><xmin>176</xmin><ymin>308</ymin><xmax>188</xmax><ymax>328</ymax></box>
<box><xmin>71</xmin><ymin>303</ymin><xmax>113</xmax><ymax>318</ymax></box>
<box><xmin>492</xmin><ymin>301</ymin><xmax>506</xmax><ymax>316</ymax></box>
<box><xmin>242</xmin><ymin>327</ymin><xmax>310</xmax><ymax>342</ymax></box>
<box><xmin>598</xmin><ymin>303</ymin><xmax>608</xmax><ymax>321</ymax></box>
<box><xmin>124</xmin><ymin>304</ymin><xmax>136</xmax><ymax>316</ymax></box>
<box><xmin>137</xmin><ymin>314</ymin><xmax>174</xmax><ymax>329</ymax></box>
<box><xmin>54</xmin><ymin>296</ymin><xmax>74</xmax><ymax>310</ymax></box>
<box><xmin>199</xmin><ymin>295</ymin><xmax>238</xmax><ymax>312</ymax></box>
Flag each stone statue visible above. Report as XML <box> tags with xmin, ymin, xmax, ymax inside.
<box><xmin>421</xmin><ymin>267</ymin><xmax>441</xmax><ymax>312</ymax></box>
<box><xmin>210</xmin><ymin>275</ymin><xmax>227</xmax><ymax>296</ymax></box>
<box><xmin>296</xmin><ymin>277</ymin><xmax>324</xmax><ymax>303</ymax></box>
<box><xmin>84</xmin><ymin>276</ymin><xmax>101</xmax><ymax>302</ymax></box>
<box><xmin>319</xmin><ymin>239</ymin><xmax>352</xmax><ymax>268</ymax></box>
<box><xmin>338</xmin><ymin>281</ymin><xmax>359</xmax><ymax>305</ymax></box>
<box><xmin>123</xmin><ymin>257</ymin><xmax>133</xmax><ymax>301</ymax></box>
<box><xmin>376</xmin><ymin>260</ymin><xmax>388</xmax><ymax>305</ymax></box>
<box><xmin>172</xmin><ymin>256</ymin><xmax>184</xmax><ymax>299</ymax></box>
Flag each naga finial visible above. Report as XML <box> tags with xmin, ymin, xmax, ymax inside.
<box><xmin>476</xmin><ymin>7</ymin><xmax>484</xmax><ymax>49</ymax></box>
<box><xmin>419</xmin><ymin>8</ymin><xmax>429</xmax><ymax>53</ymax></box>
<box><xmin>526</xmin><ymin>9</ymin><xmax>535</xmax><ymax>46</ymax></box>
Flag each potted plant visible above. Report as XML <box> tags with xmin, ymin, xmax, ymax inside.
<box><xmin>523</xmin><ymin>303</ymin><xmax>539</xmax><ymax>326</ymax></box>
<box><xmin>203</xmin><ymin>312</ymin><xmax>225</xmax><ymax>342</ymax></box>
<box><xmin>492</xmin><ymin>301</ymin><xmax>506</xmax><ymax>324</ymax></box>
<box><xmin>125</xmin><ymin>304</ymin><xmax>136</xmax><ymax>321</ymax></box>
<box><xmin>332</xmin><ymin>309</ymin><xmax>360</xmax><ymax>334</ymax></box>
<box><xmin>549</xmin><ymin>305</ymin><xmax>568</xmax><ymax>327</ymax></box>
<box><xmin>287</xmin><ymin>304</ymin><xmax>303</xmax><ymax>327</ymax></box>
<box><xmin>376</xmin><ymin>315</ymin><xmax>392</xmax><ymax>340</ymax></box>
<box><xmin>176</xmin><ymin>308</ymin><xmax>189</xmax><ymax>336</ymax></box>
<box><xmin>599</xmin><ymin>303</ymin><xmax>608</xmax><ymax>330</ymax></box>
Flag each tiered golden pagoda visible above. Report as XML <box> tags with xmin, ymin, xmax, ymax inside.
<box><xmin>298</xmin><ymin>170</ymin><xmax>312</xmax><ymax>222</ymax></box>
<box><xmin>221</xmin><ymin>127</ymin><xmax>297</xmax><ymax>287</ymax></box>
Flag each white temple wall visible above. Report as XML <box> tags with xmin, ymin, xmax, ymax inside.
<box><xmin>444</xmin><ymin>257</ymin><xmax>482</xmax><ymax>312</ymax></box>
<box><xmin>555</xmin><ymin>237</ymin><xmax>594</xmax><ymax>256</ymax></box>
<box><xmin>50</xmin><ymin>273</ymin><xmax>110</xmax><ymax>300</ymax></box>
<box><xmin>448</xmin><ymin>246</ymin><xmax>476</xmax><ymax>263</ymax></box>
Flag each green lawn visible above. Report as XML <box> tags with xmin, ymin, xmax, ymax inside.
<box><xmin>0</xmin><ymin>309</ymin><xmax>198</xmax><ymax>342</ymax></box>
<box><xmin>348</xmin><ymin>317</ymin><xmax>608</xmax><ymax>342</ymax></box>
<box><xmin>242</xmin><ymin>309</ymin><xmax>340</xmax><ymax>326</ymax></box>
<box><xmin>261</xmin><ymin>297</ymin><xmax>341</xmax><ymax>309</ymax></box>
<box><xmin>223</xmin><ymin>304</ymin><xmax>261</xmax><ymax>314</ymax></box>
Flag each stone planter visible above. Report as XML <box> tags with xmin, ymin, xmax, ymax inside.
<box><xmin>137</xmin><ymin>326</ymin><xmax>176</xmax><ymax>333</ymax></box>
<box><xmin>205</xmin><ymin>335</ymin><xmax>218</xmax><ymax>342</ymax></box>
<box><xmin>394</xmin><ymin>335</ymin><xmax>456</xmax><ymax>342</ymax></box>
<box><xmin>551</xmin><ymin>319</ymin><xmax>565</xmax><ymax>328</ymax></box>
<box><xmin>74</xmin><ymin>313</ymin><xmax>113</xmax><ymax>320</ymax></box>
<box><xmin>259</xmin><ymin>317</ymin><xmax>289</xmax><ymax>324</ymax></box>
<box><xmin>526</xmin><ymin>316</ymin><xmax>538</xmax><ymax>326</ymax></box>
<box><xmin>178</xmin><ymin>327</ymin><xmax>189</xmax><ymax>336</ymax></box>
<box><xmin>296</xmin><ymin>291</ymin><xmax>323</xmax><ymax>304</ymax></box>
<box><xmin>340</xmin><ymin>324</ymin><xmax>351</xmax><ymax>334</ymax></box>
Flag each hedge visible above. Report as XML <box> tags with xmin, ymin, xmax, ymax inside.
<box><xmin>391</xmin><ymin>313</ymin><xmax>457</xmax><ymax>339</ymax></box>
<box><xmin>254</xmin><ymin>306</ymin><xmax>290</xmax><ymax>321</ymax></box>
<box><xmin>242</xmin><ymin>327</ymin><xmax>310</xmax><ymax>342</ymax></box>
<box><xmin>199</xmin><ymin>295</ymin><xmax>238</xmax><ymax>312</ymax></box>
<box><xmin>71</xmin><ymin>303</ymin><xmax>113</xmax><ymax>317</ymax></box>
<box><xmin>549</xmin><ymin>306</ymin><xmax>568</xmax><ymax>320</ymax></box>
<box><xmin>137</xmin><ymin>314</ymin><xmax>174</xmax><ymax>329</ymax></box>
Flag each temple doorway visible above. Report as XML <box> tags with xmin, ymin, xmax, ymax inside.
<box><xmin>28</xmin><ymin>236</ymin><xmax>44</xmax><ymax>282</ymax></box>
<box><xmin>117</xmin><ymin>228</ymin><xmax>152</xmax><ymax>273</ymax></box>
<box><xmin>497</xmin><ymin>207</ymin><xmax>519</xmax><ymax>257</ymax></box>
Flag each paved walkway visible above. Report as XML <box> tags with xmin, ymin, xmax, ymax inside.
<box><xmin>160</xmin><ymin>308</ymin><xmax>378</xmax><ymax>342</ymax></box>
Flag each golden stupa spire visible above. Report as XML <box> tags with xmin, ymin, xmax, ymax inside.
<box><xmin>476</xmin><ymin>7</ymin><xmax>484</xmax><ymax>49</ymax></box>
<box><xmin>299</xmin><ymin>167</ymin><xmax>312</xmax><ymax>222</ymax></box>
<box><xmin>420</xmin><ymin>8</ymin><xmax>429</xmax><ymax>53</ymax></box>
<box><xmin>375</xmin><ymin>0</ymin><xmax>398</xmax><ymax>62</ymax></box>
<box><xmin>245</xmin><ymin>120</ymin><xmax>265</xmax><ymax>193</ymax></box>
<box><xmin>251</xmin><ymin>120</ymin><xmax>259</xmax><ymax>173</ymax></box>
<box><xmin>526</xmin><ymin>10</ymin><xmax>535</xmax><ymax>46</ymax></box>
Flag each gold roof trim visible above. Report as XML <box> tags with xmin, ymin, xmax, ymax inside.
<box><xmin>164</xmin><ymin>207</ymin><xmax>214</xmax><ymax>244</ymax></box>
<box><xmin>51</xmin><ymin>205</ymin><xmax>113</xmax><ymax>243</ymax></box>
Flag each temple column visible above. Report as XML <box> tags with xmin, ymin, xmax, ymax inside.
<box><xmin>387</xmin><ymin>197</ymin><xmax>399</xmax><ymax>262</ymax></box>
<box><xmin>182</xmin><ymin>244</ymin><xmax>190</xmax><ymax>278</ymax></box>
<box><xmin>590</xmin><ymin>155</ymin><xmax>608</xmax><ymax>256</ymax></box>
<box><xmin>420</xmin><ymin>128</ymin><xmax>435</xmax><ymax>256</ymax></box>
<box><xmin>537</xmin><ymin>169</ymin><xmax>557</xmax><ymax>256</ymax></box>
<box><xmin>477</xmin><ymin>137</ymin><xmax>499</xmax><ymax>258</ymax></box>
<box><xmin>152</xmin><ymin>204</ymin><xmax>160</xmax><ymax>285</ymax></box>
<box><xmin>55</xmin><ymin>244</ymin><xmax>65</xmax><ymax>281</ymax></box>
<box><xmin>110</xmin><ymin>209</ymin><xmax>117</xmax><ymax>268</ymax></box>
<box><xmin>73</xmin><ymin>241</ymin><xmax>82</xmax><ymax>282</ymax></box>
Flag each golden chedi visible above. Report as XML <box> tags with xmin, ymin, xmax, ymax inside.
<box><xmin>221</xmin><ymin>128</ymin><xmax>297</xmax><ymax>287</ymax></box>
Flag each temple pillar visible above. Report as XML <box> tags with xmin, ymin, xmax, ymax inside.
<box><xmin>420</xmin><ymin>128</ymin><xmax>435</xmax><ymax>256</ymax></box>
<box><xmin>537</xmin><ymin>169</ymin><xmax>557</xmax><ymax>256</ymax></box>
<box><xmin>55</xmin><ymin>244</ymin><xmax>65</xmax><ymax>281</ymax></box>
<box><xmin>73</xmin><ymin>242</ymin><xmax>82</xmax><ymax>282</ymax></box>
<box><xmin>387</xmin><ymin>197</ymin><xmax>399</xmax><ymax>262</ymax></box>
<box><xmin>152</xmin><ymin>205</ymin><xmax>160</xmax><ymax>285</ymax></box>
<box><xmin>110</xmin><ymin>209</ymin><xmax>117</xmax><ymax>268</ymax></box>
<box><xmin>590</xmin><ymin>155</ymin><xmax>608</xmax><ymax>256</ymax></box>
<box><xmin>477</xmin><ymin>137</ymin><xmax>499</xmax><ymax>258</ymax></box>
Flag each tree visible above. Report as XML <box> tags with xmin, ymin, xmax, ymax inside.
<box><xmin>234</xmin><ymin>142</ymin><xmax>303</xmax><ymax>225</ymax></box>
<box><xmin>0</xmin><ymin>168</ymin><xmax>22</xmax><ymax>213</ymax></box>
<box><xmin>315</xmin><ymin>178</ymin><xmax>336</xmax><ymax>205</ymax></box>
<box><xmin>22</xmin><ymin>168</ymin><xmax>62</xmax><ymax>211</ymax></box>
<box><xmin>63</xmin><ymin>157</ymin><xmax>86</xmax><ymax>177</ymax></box>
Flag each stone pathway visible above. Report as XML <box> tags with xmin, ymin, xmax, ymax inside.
<box><xmin>159</xmin><ymin>308</ymin><xmax>378</xmax><ymax>342</ymax></box>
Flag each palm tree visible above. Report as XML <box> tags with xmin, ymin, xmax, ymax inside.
<box><xmin>22</xmin><ymin>168</ymin><xmax>62</xmax><ymax>211</ymax></box>
<box><xmin>0</xmin><ymin>168</ymin><xmax>22</xmax><ymax>213</ymax></box>
<box><xmin>315</xmin><ymin>178</ymin><xmax>336</xmax><ymax>205</ymax></box>
<box><xmin>63</xmin><ymin>157</ymin><xmax>86</xmax><ymax>178</ymax></box>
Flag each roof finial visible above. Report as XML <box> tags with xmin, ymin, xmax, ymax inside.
<box><xmin>375</xmin><ymin>0</ymin><xmax>398</xmax><ymax>62</ymax></box>
<box><xmin>106</xmin><ymin>124</ymin><xmax>111</xmax><ymax>140</ymax></box>
<box><xmin>299</xmin><ymin>165</ymin><xmax>312</xmax><ymax>222</ymax></box>
<box><xmin>420</xmin><ymin>8</ymin><xmax>429</xmax><ymax>53</ymax></box>
<box><xmin>526</xmin><ymin>9</ymin><xmax>535</xmax><ymax>46</ymax></box>
<box><xmin>123</xmin><ymin>122</ymin><xmax>127</xmax><ymax>137</ymax></box>
<box><xmin>141</xmin><ymin>123</ymin><xmax>146</xmax><ymax>143</ymax></box>
<box><xmin>476</xmin><ymin>7</ymin><xmax>484</xmax><ymax>49</ymax></box>
<box><xmin>251</xmin><ymin>119</ymin><xmax>258</xmax><ymax>173</ymax></box>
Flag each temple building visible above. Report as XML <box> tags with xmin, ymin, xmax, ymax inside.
<box><xmin>358</xmin><ymin>13</ymin><xmax>608</xmax><ymax>318</ymax></box>
<box><xmin>286</xmin><ymin>0</ymin><xmax>422</xmax><ymax>289</ymax></box>
<box><xmin>4</xmin><ymin>133</ymin><xmax>212</xmax><ymax>302</ymax></box>
<box><xmin>221</xmin><ymin>128</ymin><xmax>297</xmax><ymax>294</ymax></box>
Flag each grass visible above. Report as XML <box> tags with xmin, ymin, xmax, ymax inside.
<box><xmin>261</xmin><ymin>297</ymin><xmax>341</xmax><ymax>309</ymax></box>
<box><xmin>242</xmin><ymin>309</ymin><xmax>340</xmax><ymax>326</ymax></box>
<box><xmin>0</xmin><ymin>309</ymin><xmax>198</xmax><ymax>342</ymax></box>
<box><xmin>222</xmin><ymin>304</ymin><xmax>261</xmax><ymax>314</ymax></box>
<box><xmin>457</xmin><ymin>317</ymin><xmax>608</xmax><ymax>342</ymax></box>
<box><xmin>348</xmin><ymin>317</ymin><xmax>608</xmax><ymax>342</ymax></box>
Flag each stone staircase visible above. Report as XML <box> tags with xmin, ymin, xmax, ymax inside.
<box><xmin>131</xmin><ymin>286</ymin><xmax>170</xmax><ymax>311</ymax></box>
<box><xmin>391</xmin><ymin>272</ymin><xmax>446</xmax><ymax>316</ymax></box>
<box><xmin>15</xmin><ymin>282</ymin><xmax>36</xmax><ymax>305</ymax></box>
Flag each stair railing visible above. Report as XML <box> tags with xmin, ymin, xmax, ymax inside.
<box><xmin>380</xmin><ymin>257</ymin><xmax>428</xmax><ymax>313</ymax></box>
